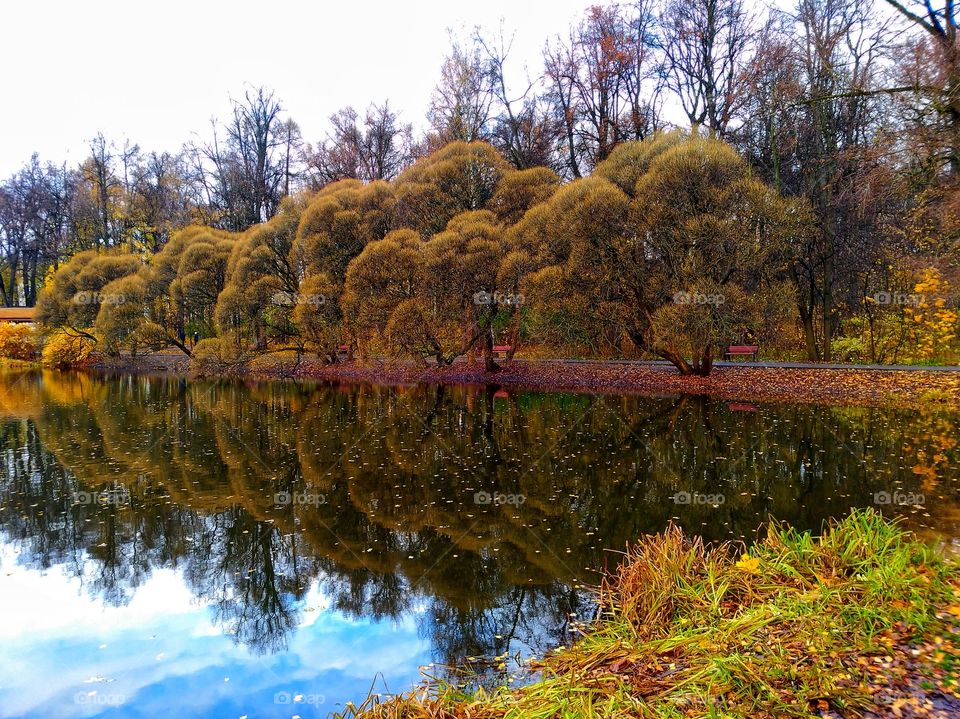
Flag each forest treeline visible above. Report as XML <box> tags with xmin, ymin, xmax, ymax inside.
<box><xmin>7</xmin><ymin>0</ymin><xmax>960</xmax><ymax>369</ymax></box>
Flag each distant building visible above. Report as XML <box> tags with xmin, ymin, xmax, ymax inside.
<box><xmin>0</xmin><ymin>307</ymin><xmax>36</xmax><ymax>324</ymax></box>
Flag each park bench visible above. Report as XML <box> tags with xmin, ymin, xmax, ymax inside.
<box><xmin>723</xmin><ymin>344</ymin><xmax>759</xmax><ymax>361</ymax></box>
<box><xmin>492</xmin><ymin>344</ymin><xmax>513</xmax><ymax>359</ymax></box>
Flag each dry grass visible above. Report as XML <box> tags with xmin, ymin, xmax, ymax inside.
<box><xmin>334</xmin><ymin>510</ymin><xmax>960</xmax><ymax>719</ymax></box>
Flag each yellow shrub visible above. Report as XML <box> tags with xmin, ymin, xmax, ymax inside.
<box><xmin>0</xmin><ymin>323</ymin><xmax>39</xmax><ymax>361</ymax></box>
<box><xmin>41</xmin><ymin>330</ymin><xmax>96</xmax><ymax>368</ymax></box>
<box><xmin>905</xmin><ymin>268</ymin><xmax>958</xmax><ymax>360</ymax></box>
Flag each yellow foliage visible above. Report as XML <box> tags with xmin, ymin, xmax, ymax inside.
<box><xmin>0</xmin><ymin>323</ymin><xmax>39</xmax><ymax>361</ymax></box>
<box><xmin>41</xmin><ymin>330</ymin><xmax>96</xmax><ymax>368</ymax></box>
<box><xmin>905</xmin><ymin>268</ymin><xmax>958</xmax><ymax>360</ymax></box>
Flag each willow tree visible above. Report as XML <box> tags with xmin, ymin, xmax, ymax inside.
<box><xmin>289</xmin><ymin>180</ymin><xmax>392</xmax><ymax>360</ymax></box>
<box><xmin>342</xmin><ymin>211</ymin><xmax>512</xmax><ymax>368</ymax></box>
<box><xmin>624</xmin><ymin>138</ymin><xmax>801</xmax><ymax>374</ymax></box>
<box><xmin>487</xmin><ymin>167</ymin><xmax>561</xmax><ymax>224</ymax></box>
<box><xmin>390</xmin><ymin>141</ymin><xmax>510</xmax><ymax>235</ymax></box>
<box><xmin>514</xmin><ymin>135</ymin><xmax>801</xmax><ymax>374</ymax></box>
<box><xmin>213</xmin><ymin>196</ymin><xmax>306</xmax><ymax>355</ymax></box>
<box><xmin>35</xmin><ymin>249</ymin><xmax>142</xmax><ymax>340</ymax></box>
<box><xmin>341</xmin><ymin>229</ymin><xmax>421</xmax><ymax>356</ymax></box>
<box><xmin>93</xmin><ymin>226</ymin><xmax>235</xmax><ymax>356</ymax></box>
<box><xmin>508</xmin><ymin>176</ymin><xmax>633</xmax><ymax>353</ymax></box>
<box><xmin>404</xmin><ymin>210</ymin><xmax>505</xmax><ymax>369</ymax></box>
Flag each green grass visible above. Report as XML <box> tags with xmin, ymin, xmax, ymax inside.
<box><xmin>335</xmin><ymin>510</ymin><xmax>960</xmax><ymax>719</ymax></box>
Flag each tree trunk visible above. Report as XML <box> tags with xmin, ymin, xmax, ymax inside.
<box><xmin>655</xmin><ymin>346</ymin><xmax>694</xmax><ymax>375</ymax></box>
<box><xmin>691</xmin><ymin>344</ymin><xmax>713</xmax><ymax>376</ymax></box>
<box><xmin>481</xmin><ymin>324</ymin><xmax>500</xmax><ymax>373</ymax></box>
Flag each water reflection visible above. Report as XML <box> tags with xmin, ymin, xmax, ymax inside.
<box><xmin>0</xmin><ymin>369</ymin><xmax>957</xmax><ymax>717</ymax></box>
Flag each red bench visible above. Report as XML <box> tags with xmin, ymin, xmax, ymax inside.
<box><xmin>723</xmin><ymin>345</ymin><xmax>759</xmax><ymax>361</ymax></box>
<box><xmin>492</xmin><ymin>344</ymin><xmax>513</xmax><ymax>359</ymax></box>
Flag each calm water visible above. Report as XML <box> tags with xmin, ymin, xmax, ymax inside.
<box><xmin>0</xmin><ymin>369</ymin><xmax>957</xmax><ymax>718</ymax></box>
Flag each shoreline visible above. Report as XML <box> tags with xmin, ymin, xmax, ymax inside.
<box><xmin>337</xmin><ymin>511</ymin><xmax>960</xmax><ymax>719</ymax></box>
<box><xmin>83</xmin><ymin>353</ymin><xmax>960</xmax><ymax>407</ymax></box>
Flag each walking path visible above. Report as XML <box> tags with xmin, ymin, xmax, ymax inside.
<box><xmin>515</xmin><ymin>358</ymin><xmax>960</xmax><ymax>371</ymax></box>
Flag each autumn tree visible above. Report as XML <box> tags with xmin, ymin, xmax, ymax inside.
<box><xmin>660</xmin><ymin>0</ymin><xmax>755</xmax><ymax>138</ymax></box>
<box><xmin>544</xmin><ymin>2</ymin><xmax>663</xmax><ymax>178</ymax></box>
<box><xmin>514</xmin><ymin>135</ymin><xmax>800</xmax><ymax>374</ymax></box>
<box><xmin>390</xmin><ymin>141</ymin><xmax>510</xmax><ymax>235</ymax></box>
<box><xmin>289</xmin><ymin>179</ymin><xmax>393</xmax><ymax>360</ymax></box>
<box><xmin>213</xmin><ymin>196</ymin><xmax>306</xmax><ymax>354</ymax></box>
<box><xmin>35</xmin><ymin>249</ymin><xmax>142</xmax><ymax>340</ymax></box>
<box><xmin>341</xmin><ymin>228</ymin><xmax>422</xmax><ymax>355</ymax></box>
<box><xmin>628</xmin><ymin>138</ymin><xmax>801</xmax><ymax>374</ymax></box>
<box><xmin>790</xmin><ymin>0</ymin><xmax>891</xmax><ymax>362</ymax></box>
<box><xmin>427</xmin><ymin>36</ymin><xmax>496</xmax><ymax>145</ymax></box>
<box><xmin>308</xmin><ymin>102</ymin><xmax>412</xmax><ymax>186</ymax></box>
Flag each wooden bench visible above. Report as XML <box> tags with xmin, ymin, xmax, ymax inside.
<box><xmin>492</xmin><ymin>344</ymin><xmax>513</xmax><ymax>359</ymax></box>
<box><xmin>723</xmin><ymin>345</ymin><xmax>759</xmax><ymax>361</ymax></box>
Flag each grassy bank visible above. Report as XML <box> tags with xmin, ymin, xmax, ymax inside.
<box><xmin>337</xmin><ymin>510</ymin><xmax>960</xmax><ymax>719</ymax></box>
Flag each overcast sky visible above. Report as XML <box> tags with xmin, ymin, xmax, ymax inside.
<box><xmin>0</xmin><ymin>0</ymin><xmax>614</xmax><ymax>177</ymax></box>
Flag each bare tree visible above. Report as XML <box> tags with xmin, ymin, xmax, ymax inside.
<box><xmin>544</xmin><ymin>3</ymin><xmax>663</xmax><ymax>177</ymax></box>
<box><xmin>86</xmin><ymin>133</ymin><xmax>119</xmax><ymax>246</ymax></box>
<box><xmin>308</xmin><ymin>101</ymin><xmax>411</xmax><ymax>186</ymax></box>
<box><xmin>475</xmin><ymin>26</ymin><xmax>559</xmax><ymax>169</ymax></box>
<box><xmin>885</xmin><ymin>1</ymin><xmax>960</xmax><ymax>175</ymax></box>
<box><xmin>427</xmin><ymin>35</ymin><xmax>496</xmax><ymax>144</ymax></box>
<box><xmin>187</xmin><ymin>87</ymin><xmax>298</xmax><ymax>231</ymax></box>
<box><xmin>360</xmin><ymin>102</ymin><xmax>412</xmax><ymax>180</ymax></box>
<box><xmin>660</xmin><ymin>0</ymin><xmax>755</xmax><ymax>137</ymax></box>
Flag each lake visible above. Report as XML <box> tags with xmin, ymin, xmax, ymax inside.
<box><xmin>0</xmin><ymin>369</ymin><xmax>956</xmax><ymax>718</ymax></box>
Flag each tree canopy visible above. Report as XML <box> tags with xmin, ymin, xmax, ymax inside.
<box><xmin>36</xmin><ymin>135</ymin><xmax>822</xmax><ymax>374</ymax></box>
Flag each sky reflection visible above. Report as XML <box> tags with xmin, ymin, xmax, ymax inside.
<box><xmin>0</xmin><ymin>548</ymin><xmax>430</xmax><ymax>719</ymax></box>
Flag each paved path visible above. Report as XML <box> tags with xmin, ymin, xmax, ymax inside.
<box><xmin>513</xmin><ymin>358</ymin><xmax>960</xmax><ymax>371</ymax></box>
<box><xmin>134</xmin><ymin>349</ymin><xmax>960</xmax><ymax>372</ymax></box>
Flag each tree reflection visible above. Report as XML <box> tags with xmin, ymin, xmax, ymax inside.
<box><xmin>0</xmin><ymin>369</ymin><xmax>956</xmax><ymax>667</ymax></box>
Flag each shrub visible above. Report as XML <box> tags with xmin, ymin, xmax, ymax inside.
<box><xmin>190</xmin><ymin>335</ymin><xmax>253</xmax><ymax>376</ymax></box>
<box><xmin>0</xmin><ymin>323</ymin><xmax>39</xmax><ymax>361</ymax></box>
<box><xmin>41</xmin><ymin>329</ymin><xmax>96</xmax><ymax>368</ymax></box>
<box><xmin>831</xmin><ymin>335</ymin><xmax>867</xmax><ymax>364</ymax></box>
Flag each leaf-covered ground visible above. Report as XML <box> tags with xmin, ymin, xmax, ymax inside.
<box><xmin>239</xmin><ymin>357</ymin><xmax>960</xmax><ymax>408</ymax></box>
<box><xmin>91</xmin><ymin>351</ymin><xmax>960</xmax><ymax>407</ymax></box>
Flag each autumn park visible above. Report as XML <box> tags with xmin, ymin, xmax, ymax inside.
<box><xmin>0</xmin><ymin>0</ymin><xmax>959</xmax><ymax>718</ymax></box>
